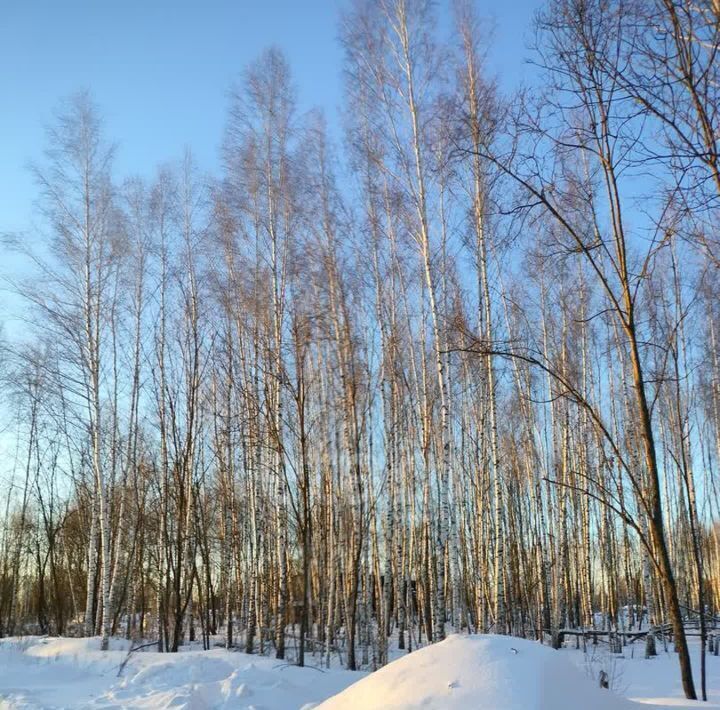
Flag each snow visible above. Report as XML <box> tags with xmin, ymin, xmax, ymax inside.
<box><xmin>574</xmin><ymin>638</ymin><xmax>720</xmax><ymax>708</ymax></box>
<box><xmin>318</xmin><ymin>634</ymin><xmax>638</xmax><ymax>710</ymax></box>
<box><xmin>0</xmin><ymin>637</ymin><xmax>361</xmax><ymax>709</ymax></box>
<box><xmin>1</xmin><ymin>634</ymin><xmax>719</xmax><ymax>709</ymax></box>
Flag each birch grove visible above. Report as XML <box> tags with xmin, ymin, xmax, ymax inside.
<box><xmin>1</xmin><ymin>0</ymin><xmax>720</xmax><ymax>701</ymax></box>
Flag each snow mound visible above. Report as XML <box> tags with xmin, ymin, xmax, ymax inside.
<box><xmin>318</xmin><ymin>634</ymin><xmax>638</xmax><ymax>710</ymax></box>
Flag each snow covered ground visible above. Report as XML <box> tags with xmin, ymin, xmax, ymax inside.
<box><xmin>320</xmin><ymin>634</ymin><xmax>720</xmax><ymax>709</ymax></box>
<box><xmin>0</xmin><ymin>637</ymin><xmax>360</xmax><ymax>709</ymax></box>
<box><xmin>318</xmin><ymin>634</ymin><xmax>636</xmax><ymax>710</ymax></box>
<box><xmin>0</xmin><ymin>633</ymin><xmax>718</xmax><ymax>709</ymax></box>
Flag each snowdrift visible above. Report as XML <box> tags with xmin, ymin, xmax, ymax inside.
<box><xmin>1</xmin><ymin>634</ymin><xmax>715</xmax><ymax>709</ymax></box>
<box><xmin>0</xmin><ymin>636</ymin><xmax>360</xmax><ymax>709</ymax></box>
<box><xmin>318</xmin><ymin>634</ymin><xmax>638</xmax><ymax>710</ymax></box>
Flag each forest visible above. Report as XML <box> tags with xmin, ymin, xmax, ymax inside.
<box><xmin>1</xmin><ymin>0</ymin><xmax>719</xmax><ymax>703</ymax></box>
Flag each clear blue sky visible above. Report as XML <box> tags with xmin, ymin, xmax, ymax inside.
<box><xmin>0</xmin><ymin>0</ymin><xmax>542</xmax><ymax>466</ymax></box>
<box><xmin>0</xmin><ymin>0</ymin><xmax>542</xmax><ymax>236</ymax></box>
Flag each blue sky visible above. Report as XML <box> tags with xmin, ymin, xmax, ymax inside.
<box><xmin>0</xmin><ymin>0</ymin><xmax>534</xmax><ymax>475</ymax></box>
<box><xmin>0</xmin><ymin>0</ymin><xmax>542</xmax><ymax>236</ymax></box>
